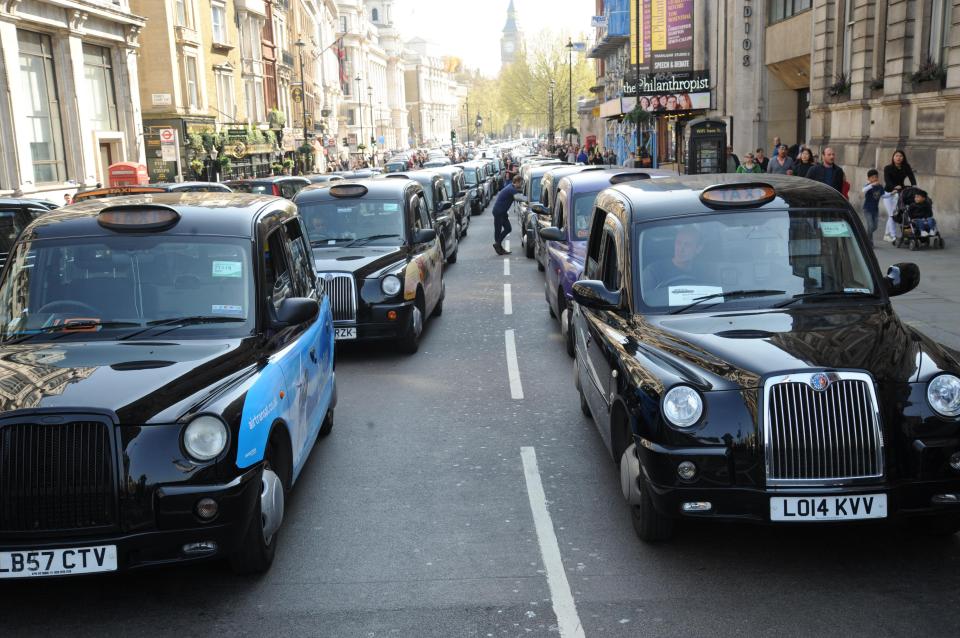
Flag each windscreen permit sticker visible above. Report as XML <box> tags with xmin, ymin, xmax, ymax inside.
<box><xmin>212</xmin><ymin>261</ymin><xmax>242</xmax><ymax>278</ymax></box>
<box><xmin>820</xmin><ymin>221</ymin><xmax>851</xmax><ymax>237</ymax></box>
<box><xmin>668</xmin><ymin>285</ymin><xmax>724</xmax><ymax>306</ymax></box>
<box><xmin>212</xmin><ymin>304</ymin><xmax>244</xmax><ymax>317</ymax></box>
<box><xmin>382</xmin><ymin>203</ymin><xmax>399</xmax><ymax>212</ymax></box>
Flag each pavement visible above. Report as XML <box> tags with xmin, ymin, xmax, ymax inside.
<box><xmin>2</xmin><ymin>201</ymin><xmax>960</xmax><ymax>637</ymax></box>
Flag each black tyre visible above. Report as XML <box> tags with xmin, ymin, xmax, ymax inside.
<box><xmin>525</xmin><ymin>229</ymin><xmax>535</xmax><ymax>258</ymax></box>
<box><xmin>318</xmin><ymin>407</ymin><xmax>334</xmax><ymax>438</ymax></box>
<box><xmin>230</xmin><ymin>451</ymin><xmax>284</xmax><ymax>574</ymax></box>
<box><xmin>561</xmin><ymin>297</ymin><xmax>575</xmax><ymax>358</ymax></box>
<box><xmin>447</xmin><ymin>244</ymin><xmax>458</xmax><ymax>264</ymax></box>
<box><xmin>910</xmin><ymin>239</ymin><xmax>919</xmax><ymax>251</ymax></box>
<box><xmin>433</xmin><ymin>283</ymin><xmax>444</xmax><ymax>317</ymax></box>
<box><xmin>575</xmin><ymin>358</ymin><xmax>591</xmax><ymax>417</ymax></box>
<box><xmin>397</xmin><ymin>299</ymin><xmax>424</xmax><ymax>354</ymax></box>
<box><xmin>629</xmin><ymin>475</ymin><xmax>676</xmax><ymax>542</ymax></box>
<box><xmin>537</xmin><ymin>257</ymin><xmax>545</xmax><ymax>272</ymax></box>
<box><xmin>548</xmin><ymin>303</ymin><xmax>556</xmax><ymax>319</ymax></box>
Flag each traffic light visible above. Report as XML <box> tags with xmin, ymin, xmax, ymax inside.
<box><xmin>451</xmin><ymin>129</ymin><xmax>457</xmax><ymax>142</ymax></box>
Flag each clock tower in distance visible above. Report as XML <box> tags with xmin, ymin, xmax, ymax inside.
<box><xmin>501</xmin><ymin>0</ymin><xmax>522</xmax><ymax>68</ymax></box>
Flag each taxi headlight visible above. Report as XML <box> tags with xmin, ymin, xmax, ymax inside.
<box><xmin>381</xmin><ymin>274</ymin><xmax>402</xmax><ymax>296</ymax></box>
<box><xmin>183</xmin><ymin>416</ymin><xmax>228</xmax><ymax>461</ymax></box>
<box><xmin>662</xmin><ymin>386</ymin><xmax>704</xmax><ymax>428</ymax></box>
<box><xmin>927</xmin><ymin>375</ymin><xmax>960</xmax><ymax>417</ymax></box>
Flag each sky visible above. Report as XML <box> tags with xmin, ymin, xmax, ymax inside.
<box><xmin>392</xmin><ymin>0</ymin><xmax>596</xmax><ymax>77</ymax></box>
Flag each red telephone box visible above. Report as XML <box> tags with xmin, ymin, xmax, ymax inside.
<box><xmin>108</xmin><ymin>162</ymin><xmax>149</xmax><ymax>187</ymax></box>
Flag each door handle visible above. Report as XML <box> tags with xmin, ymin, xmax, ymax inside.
<box><xmin>309</xmin><ymin>347</ymin><xmax>318</xmax><ymax>364</ymax></box>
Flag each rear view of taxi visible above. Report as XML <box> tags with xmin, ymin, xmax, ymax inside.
<box><xmin>0</xmin><ymin>193</ymin><xmax>336</xmax><ymax>577</ymax></box>
<box><xmin>571</xmin><ymin>175</ymin><xmax>960</xmax><ymax>541</ymax></box>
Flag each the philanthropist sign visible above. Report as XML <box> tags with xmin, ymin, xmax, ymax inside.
<box><xmin>630</xmin><ymin>0</ymin><xmax>694</xmax><ymax>73</ymax></box>
<box><xmin>622</xmin><ymin>71</ymin><xmax>710</xmax><ymax>113</ymax></box>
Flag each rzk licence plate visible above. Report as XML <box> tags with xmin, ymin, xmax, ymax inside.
<box><xmin>0</xmin><ymin>545</ymin><xmax>117</xmax><ymax>578</ymax></box>
<box><xmin>770</xmin><ymin>494</ymin><xmax>887</xmax><ymax>521</ymax></box>
<box><xmin>334</xmin><ymin>327</ymin><xmax>356</xmax><ymax>340</ymax></box>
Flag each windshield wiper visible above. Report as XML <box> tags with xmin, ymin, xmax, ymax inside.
<box><xmin>118</xmin><ymin>316</ymin><xmax>246</xmax><ymax>341</ymax></box>
<box><xmin>346</xmin><ymin>234</ymin><xmax>402</xmax><ymax>247</ymax></box>
<box><xmin>670</xmin><ymin>289</ymin><xmax>786</xmax><ymax>315</ymax></box>
<box><xmin>774</xmin><ymin>290</ymin><xmax>879</xmax><ymax>308</ymax></box>
<box><xmin>4</xmin><ymin>320</ymin><xmax>142</xmax><ymax>343</ymax></box>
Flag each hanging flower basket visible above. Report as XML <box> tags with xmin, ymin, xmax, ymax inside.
<box><xmin>564</xmin><ymin>127</ymin><xmax>579</xmax><ymax>136</ymax></box>
<box><xmin>624</xmin><ymin>106</ymin><xmax>652</xmax><ymax>127</ymax></box>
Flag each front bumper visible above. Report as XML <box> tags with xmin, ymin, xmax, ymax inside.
<box><xmin>0</xmin><ymin>465</ymin><xmax>261</xmax><ymax>575</ymax></box>
<box><xmin>335</xmin><ymin>301</ymin><xmax>415</xmax><ymax>342</ymax></box>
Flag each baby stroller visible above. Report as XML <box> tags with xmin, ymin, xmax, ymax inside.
<box><xmin>893</xmin><ymin>186</ymin><xmax>945</xmax><ymax>250</ymax></box>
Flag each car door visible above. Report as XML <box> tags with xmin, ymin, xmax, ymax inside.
<box><xmin>263</xmin><ymin>225</ymin><xmax>315</xmax><ymax>475</ymax></box>
<box><xmin>545</xmin><ymin>195</ymin><xmax>568</xmax><ymax>312</ymax></box>
<box><xmin>432</xmin><ymin>180</ymin><xmax>454</xmax><ymax>250</ymax></box>
<box><xmin>411</xmin><ymin>193</ymin><xmax>442</xmax><ymax>312</ymax></box>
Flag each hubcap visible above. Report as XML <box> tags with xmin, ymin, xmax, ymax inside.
<box><xmin>411</xmin><ymin>305</ymin><xmax>423</xmax><ymax>338</ymax></box>
<box><xmin>260</xmin><ymin>467</ymin><xmax>284</xmax><ymax>544</ymax></box>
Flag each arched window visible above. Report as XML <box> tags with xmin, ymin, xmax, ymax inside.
<box><xmin>372</xmin><ymin>8</ymin><xmax>379</xmax><ymax>22</ymax></box>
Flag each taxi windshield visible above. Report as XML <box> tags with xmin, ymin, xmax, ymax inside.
<box><xmin>530</xmin><ymin>177</ymin><xmax>543</xmax><ymax>202</ymax></box>
<box><xmin>637</xmin><ymin>210</ymin><xmax>878</xmax><ymax>312</ymax></box>
<box><xmin>298</xmin><ymin>199</ymin><xmax>406</xmax><ymax>245</ymax></box>
<box><xmin>571</xmin><ymin>191</ymin><xmax>600</xmax><ymax>240</ymax></box>
<box><xmin>0</xmin><ymin>235</ymin><xmax>254</xmax><ymax>342</ymax></box>
<box><xmin>463</xmin><ymin>168</ymin><xmax>478</xmax><ymax>186</ymax></box>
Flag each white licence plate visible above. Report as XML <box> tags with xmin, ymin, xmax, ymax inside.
<box><xmin>0</xmin><ymin>545</ymin><xmax>117</xmax><ymax>578</ymax></box>
<box><xmin>334</xmin><ymin>327</ymin><xmax>356</xmax><ymax>341</ymax></box>
<box><xmin>770</xmin><ymin>494</ymin><xmax>887</xmax><ymax>521</ymax></box>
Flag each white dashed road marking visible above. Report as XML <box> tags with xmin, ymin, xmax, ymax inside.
<box><xmin>504</xmin><ymin>329</ymin><xmax>524</xmax><ymax>399</ymax></box>
<box><xmin>504</xmin><ymin>283</ymin><xmax>513</xmax><ymax>315</ymax></box>
<box><xmin>520</xmin><ymin>447</ymin><xmax>585</xmax><ymax>638</ymax></box>
<box><xmin>503</xmin><ymin>258</ymin><xmax>510</xmax><ymax>276</ymax></box>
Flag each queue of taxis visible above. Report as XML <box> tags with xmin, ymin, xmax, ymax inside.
<box><xmin>564</xmin><ymin>175</ymin><xmax>960</xmax><ymax>541</ymax></box>
<box><xmin>0</xmin><ymin>192</ymin><xmax>336</xmax><ymax>578</ymax></box>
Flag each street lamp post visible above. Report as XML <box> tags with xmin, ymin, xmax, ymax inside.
<box><xmin>354</xmin><ymin>74</ymin><xmax>364</xmax><ymax>158</ymax></box>
<box><xmin>367</xmin><ymin>85</ymin><xmax>373</xmax><ymax>163</ymax></box>
<box><xmin>548</xmin><ymin>79</ymin><xmax>555</xmax><ymax>145</ymax></box>
<box><xmin>295</xmin><ymin>39</ymin><xmax>309</xmax><ymax>170</ymax></box>
<box><xmin>566</xmin><ymin>38</ymin><xmax>574</xmax><ymax>144</ymax></box>
<box><xmin>465</xmin><ymin>97</ymin><xmax>470</xmax><ymax>147</ymax></box>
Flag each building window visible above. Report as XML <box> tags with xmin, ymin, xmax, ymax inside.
<box><xmin>340</xmin><ymin>15</ymin><xmax>348</xmax><ymax>33</ymax></box>
<box><xmin>769</xmin><ymin>0</ymin><xmax>811</xmax><ymax>24</ymax></box>
<box><xmin>175</xmin><ymin>0</ymin><xmax>193</xmax><ymax>27</ymax></box>
<box><xmin>372</xmin><ymin>8</ymin><xmax>379</xmax><ymax>22</ymax></box>
<box><xmin>215</xmin><ymin>69</ymin><xmax>235</xmax><ymax>122</ymax></box>
<box><xmin>273</xmin><ymin>14</ymin><xmax>286</xmax><ymax>57</ymax></box>
<box><xmin>347</xmin><ymin>108</ymin><xmax>355</xmax><ymax>125</ymax></box>
<box><xmin>83</xmin><ymin>43</ymin><xmax>119</xmax><ymax>131</ymax></box>
<box><xmin>212</xmin><ymin>2</ymin><xmax>227</xmax><ymax>44</ymax></box>
<box><xmin>17</xmin><ymin>30</ymin><xmax>67</xmax><ymax>184</ymax></box>
<box><xmin>185</xmin><ymin>55</ymin><xmax>200</xmax><ymax>109</ymax></box>
<box><xmin>245</xmin><ymin>78</ymin><xmax>265</xmax><ymax>122</ymax></box>
<box><xmin>929</xmin><ymin>0</ymin><xmax>952</xmax><ymax>64</ymax></box>
<box><xmin>840</xmin><ymin>0</ymin><xmax>854</xmax><ymax>77</ymax></box>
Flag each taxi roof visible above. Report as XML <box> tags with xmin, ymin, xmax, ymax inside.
<box><xmin>295</xmin><ymin>177</ymin><xmax>420</xmax><ymax>202</ymax></box>
<box><xmin>22</xmin><ymin>192</ymin><xmax>288</xmax><ymax>240</ymax></box>
<box><xmin>559</xmin><ymin>167</ymin><xmax>674</xmax><ymax>193</ymax></box>
<box><xmin>604</xmin><ymin>174</ymin><xmax>852</xmax><ymax>222</ymax></box>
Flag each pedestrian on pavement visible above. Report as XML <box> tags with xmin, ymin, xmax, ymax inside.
<box><xmin>63</xmin><ymin>193</ymin><xmax>73</xmax><ymax>206</ymax></box>
<box><xmin>767</xmin><ymin>144</ymin><xmax>795</xmax><ymax>175</ymax></box>
<box><xmin>577</xmin><ymin>147</ymin><xmax>588</xmax><ymax>163</ymax></box>
<box><xmin>755</xmin><ymin>148</ymin><xmax>769</xmax><ymax>172</ymax></box>
<box><xmin>862</xmin><ymin>169</ymin><xmax>884</xmax><ymax>245</ymax></box>
<box><xmin>624</xmin><ymin>151</ymin><xmax>637</xmax><ymax>168</ymax></box>
<box><xmin>726</xmin><ymin>146</ymin><xmax>740</xmax><ymax>172</ymax></box>
<box><xmin>736</xmin><ymin>152</ymin><xmax>762</xmax><ymax>173</ymax></box>
<box><xmin>881</xmin><ymin>150</ymin><xmax>916</xmax><ymax>241</ymax></box>
<box><xmin>771</xmin><ymin>136</ymin><xmax>782</xmax><ymax>157</ymax></box>
<box><xmin>806</xmin><ymin>147</ymin><xmax>846</xmax><ymax>193</ymax></box>
<box><xmin>492</xmin><ymin>175</ymin><xmax>523</xmax><ymax>255</ymax></box>
<box><xmin>566</xmin><ymin>146</ymin><xmax>577</xmax><ymax>163</ymax></box>
<box><xmin>793</xmin><ymin>147</ymin><xmax>816</xmax><ymax>178</ymax></box>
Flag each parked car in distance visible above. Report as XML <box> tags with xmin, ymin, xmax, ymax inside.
<box><xmin>305</xmin><ymin>174</ymin><xmax>346</xmax><ymax>184</ymax></box>
<box><xmin>386</xmin><ymin>172</ymin><xmax>459</xmax><ymax>264</ymax></box>
<box><xmin>73</xmin><ymin>182</ymin><xmax>232</xmax><ymax>203</ymax></box>
<box><xmin>0</xmin><ymin>198</ymin><xmax>59</xmax><ymax>270</ymax></box>
<box><xmin>423</xmin><ymin>158</ymin><xmax>452</xmax><ymax>168</ymax></box>
<box><xmin>0</xmin><ymin>192</ymin><xmax>336</xmax><ymax>577</ymax></box>
<box><xmin>457</xmin><ymin>162</ymin><xmax>486</xmax><ymax>214</ymax></box>
<box><xmin>224</xmin><ymin>176</ymin><xmax>310</xmax><ymax>199</ymax></box>
<box><xmin>429</xmin><ymin>165</ymin><xmax>470</xmax><ymax>239</ymax></box>
<box><xmin>570</xmin><ymin>174</ymin><xmax>960</xmax><ymax>543</ymax></box>
<box><xmin>294</xmin><ymin>179</ymin><xmax>445</xmax><ymax>353</ymax></box>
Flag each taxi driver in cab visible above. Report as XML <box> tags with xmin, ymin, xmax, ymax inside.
<box><xmin>642</xmin><ymin>224</ymin><xmax>706</xmax><ymax>292</ymax></box>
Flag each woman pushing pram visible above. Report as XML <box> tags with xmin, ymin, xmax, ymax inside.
<box><xmin>893</xmin><ymin>186</ymin><xmax>945</xmax><ymax>250</ymax></box>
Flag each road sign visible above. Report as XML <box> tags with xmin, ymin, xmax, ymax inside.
<box><xmin>159</xmin><ymin>128</ymin><xmax>178</xmax><ymax>162</ymax></box>
<box><xmin>291</xmin><ymin>86</ymin><xmax>303</xmax><ymax>103</ymax></box>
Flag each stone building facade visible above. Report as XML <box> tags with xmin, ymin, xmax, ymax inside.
<box><xmin>0</xmin><ymin>0</ymin><xmax>147</xmax><ymax>200</ymax></box>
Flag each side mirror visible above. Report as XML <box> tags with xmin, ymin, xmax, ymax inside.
<box><xmin>274</xmin><ymin>297</ymin><xmax>319</xmax><ymax>327</ymax></box>
<box><xmin>885</xmin><ymin>262</ymin><xmax>920</xmax><ymax>297</ymax></box>
<box><xmin>438</xmin><ymin>201</ymin><xmax>452</xmax><ymax>212</ymax></box>
<box><xmin>530</xmin><ymin>203</ymin><xmax>547</xmax><ymax>215</ymax></box>
<box><xmin>539</xmin><ymin>226</ymin><xmax>566</xmax><ymax>242</ymax></box>
<box><xmin>572</xmin><ymin>280</ymin><xmax>622</xmax><ymax>310</ymax></box>
<box><xmin>413</xmin><ymin>228</ymin><xmax>437</xmax><ymax>244</ymax></box>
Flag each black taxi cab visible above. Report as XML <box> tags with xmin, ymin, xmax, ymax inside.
<box><xmin>293</xmin><ymin>179</ymin><xmax>444</xmax><ymax>354</ymax></box>
<box><xmin>571</xmin><ymin>174</ymin><xmax>960</xmax><ymax>541</ymax></box>
<box><xmin>0</xmin><ymin>193</ymin><xmax>336</xmax><ymax>577</ymax></box>
<box><xmin>386</xmin><ymin>171</ymin><xmax>459</xmax><ymax>264</ymax></box>
<box><xmin>72</xmin><ymin>182</ymin><xmax>231</xmax><ymax>203</ymax></box>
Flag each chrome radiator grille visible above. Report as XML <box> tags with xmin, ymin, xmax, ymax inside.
<box><xmin>764</xmin><ymin>373</ymin><xmax>884</xmax><ymax>485</ymax></box>
<box><xmin>318</xmin><ymin>273</ymin><xmax>357</xmax><ymax>322</ymax></box>
<box><xmin>0</xmin><ymin>421</ymin><xmax>116</xmax><ymax>532</ymax></box>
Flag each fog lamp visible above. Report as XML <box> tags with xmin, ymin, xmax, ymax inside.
<box><xmin>682</xmin><ymin>502</ymin><xmax>712</xmax><ymax>512</ymax></box>
<box><xmin>677</xmin><ymin>461</ymin><xmax>697</xmax><ymax>480</ymax></box>
<box><xmin>387</xmin><ymin>310</ymin><xmax>398</xmax><ymax>321</ymax></box>
<box><xmin>195</xmin><ymin>497</ymin><xmax>219</xmax><ymax>520</ymax></box>
<box><xmin>932</xmin><ymin>494</ymin><xmax>960</xmax><ymax>505</ymax></box>
<box><xmin>182</xmin><ymin>541</ymin><xmax>218</xmax><ymax>556</ymax></box>
<box><xmin>948</xmin><ymin>452</ymin><xmax>960</xmax><ymax>471</ymax></box>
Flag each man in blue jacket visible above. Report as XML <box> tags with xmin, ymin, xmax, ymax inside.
<box><xmin>492</xmin><ymin>175</ymin><xmax>524</xmax><ymax>254</ymax></box>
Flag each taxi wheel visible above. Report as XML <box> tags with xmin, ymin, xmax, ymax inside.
<box><xmin>433</xmin><ymin>279</ymin><xmax>445</xmax><ymax>317</ymax></box>
<box><xmin>574</xmin><ymin>357</ymin><xmax>591</xmax><ymax>417</ymax></box>
<box><xmin>629</xmin><ymin>477</ymin><xmax>675</xmax><ymax>543</ymax></box>
<box><xmin>397</xmin><ymin>299</ymin><xmax>424</xmax><ymax>354</ymax></box>
<box><xmin>525</xmin><ymin>229</ymin><xmax>535</xmax><ymax>259</ymax></box>
<box><xmin>230</xmin><ymin>451</ymin><xmax>285</xmax><ymax>575</ymax></box>
<box><xmin>447</xmin><ymin>243</ymin><xmax>458</xmax><ymax>264</ymax></box>
<box><xmin>537</xmin><ymin>256</ymin><xmax>545</xmax><ymax>272</ymax></box>
<box><xmin>318</xmin><ymin>407</ymin><xmax>334</xmax><ymax>438</ymax></box>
